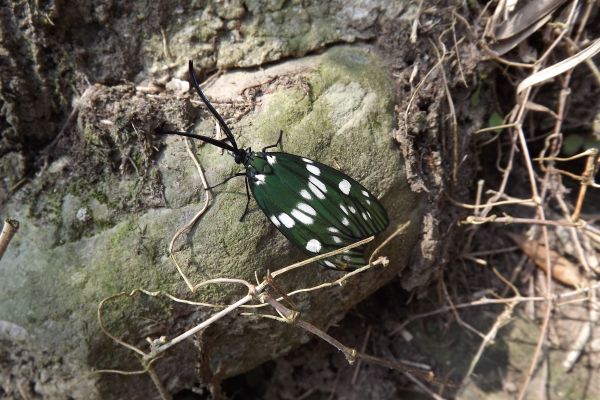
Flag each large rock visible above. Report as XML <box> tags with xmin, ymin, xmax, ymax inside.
<box><xmin>0</xmin><ymin>0</ymin><xmax>406</xmax><ymax>149</ymax></box>
<box><xmin>0</xmin><ymin>46</ymin><xmax>423</xmax><ymax>399</ymax></box>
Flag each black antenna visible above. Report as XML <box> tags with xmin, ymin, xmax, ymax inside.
<box><xmin>188</xmin><ymin>61</ymin><xmax>238</xmax><ymax>150</ymax></box>
<box><xmin>155</xmin><ymin>129</ymin><xmax>237</xmax><ymax>153</ymax></box>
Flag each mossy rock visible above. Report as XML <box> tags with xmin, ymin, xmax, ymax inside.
<box><xmin>0</xmin><ymin>46</ymin><xmax>423</xmax><ymax>399</ymax></box>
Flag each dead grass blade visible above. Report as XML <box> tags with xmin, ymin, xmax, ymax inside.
<box><xmin>493</xmin><ymin>0</ymin><xmax>569</xmax><ymax>40</ymax></box>
<box><xmin>489</xmin><ymin>14</ymin><xmax>552</xmax><ymax>56</ymax></box>
<box><xmin>517</xmin><ymin>38</ymin><xmax>600</xmax><ymax>93</ymax></box>
<box><xmin>507</xmin><ymin>233</ymin><xmax>587</xmax><ymax>288</ymax></box>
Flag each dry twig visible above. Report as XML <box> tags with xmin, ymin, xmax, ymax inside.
<box><xmin>0</xmin><ymin>218</ymin><xmax>19</xmax><ymax>261</ymax></box>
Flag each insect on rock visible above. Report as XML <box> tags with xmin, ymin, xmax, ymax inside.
<box><xmin>157</xmin><ymin>61</ymin><xmax>389</xmax><ymax>270</ymax></box>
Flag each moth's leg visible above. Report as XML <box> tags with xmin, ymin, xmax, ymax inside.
<box><xmin>262</xmin><ymin>129</ymin><xmax>284</xmax><ymax>152</ymax></box>
<box><xmin>239</xmin><ymin>177</ymin><xmax>252</xmax><ymax>222</ymax></box>
<box><xmin>207</xmin><ymin>173</ymin><xmax>246</xmax><ymax>190</ymax></box>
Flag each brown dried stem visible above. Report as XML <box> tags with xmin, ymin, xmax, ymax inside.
<box><xmin>261</xmin><ymin>293</ymin><xmax>436</xmax><ymax>383</ymax></box>
<box><xmin>0</xmin><ymin>218</ymin><xmax>19</xmax><ymax>261</ymax></box>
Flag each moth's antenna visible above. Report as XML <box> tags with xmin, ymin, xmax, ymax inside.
<box><xmin>156</xmin><ymin>128</ymin><xmax>237</xmax><ymax>153</ymax></box>
<box><xmin>188</xmin><ymin>61</ymin><xmax>238</xmax><ymax>150</ymax></box>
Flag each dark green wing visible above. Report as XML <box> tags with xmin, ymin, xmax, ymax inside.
<box><xmin>247</xmin><ymin>152</ymin><xmax>389</xmax><ymax>270</ymax></box>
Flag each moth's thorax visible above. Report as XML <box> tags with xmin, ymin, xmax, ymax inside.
<box><xmin>245</xmin><ymin>152</ymin><xmax>274</xmax><ymax>175</ymax></box>
<box><xmin>234</xmin><ymin>148</ymin><xmax>250</xmax><ymax>164</ymax></box>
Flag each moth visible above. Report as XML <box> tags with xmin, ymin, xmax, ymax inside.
<box><xmin>158</xmin><ymin>61</ymin><xmax>389</xmax><ymax>270</ymax></box>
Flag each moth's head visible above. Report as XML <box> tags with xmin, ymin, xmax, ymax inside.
<box><xmin>234</xmin><ymin>148</ymin><xmax>250</xmax><ymax>165</ymax></box>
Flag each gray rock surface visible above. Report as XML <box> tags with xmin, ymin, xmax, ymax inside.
<box><xmin>0</xmin><ymin>0</ymin><xmax>407</xmax><ymax>149</ymax></box>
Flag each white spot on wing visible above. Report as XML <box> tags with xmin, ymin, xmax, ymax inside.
<box><xmin>255</xmin><ymin>174</ymin><xmax>266</xmax><ymax>185</ymax></box>
<box><xmin>291</xmin><ymin>209</ymin><xmax>314</xmax><ymax>225</ymax></box>
<box><xmin>278</xmin><ymin>213</ymin><xmax>295</xmax><ymax>228</ymax></box>
<box><xmin>306</xmin><ymin>164</ymin><xmax>321</xmax><ymax>176</ymax></box>
<box><xmin>342</xmin><ymin>217</ymin><xmax>350</xmax><ymax>226</ymax></box>
<box><xmin>361</xmin><ymin>190</ymin><xmax>370</xmax><ymax>197</ymax></box>
<box><xmin>339</xmin><ymin>179</ymin><xmax>351</xmax><ymax>195</ymax></box>
<box><xmin>328</xmin><ymin>227</ymin><xmax>340</xmax><ymax>233</ymax></box>
<box><xmin>366</xmin><ymin>199</ymin><xmax>371</xmax><ymax>205</ymax></box>
<box><xmin>340</xmin><ymin>204</ymin><xmax>348</xmax><ymax>215</ymax></box>
<box><xmin>361</xmin><ymin>212</ymin><xmax>368</xmax><ymax>220</ymax></box>
<box><xmin>348</xmin><ymin>206</ymin><xmax>356</xmax><ymax>214</ymax></box>
<box><xmin>309</xmin><ymin>182</ymin><xmax>326</xmax><ymax>199</ymax></box>
<box><xmin>324</xmin><ymin>260</ymin><xmax>336</xmax><ymax>268</ymax></box>
<box><xmin>302</xmin><ymin>157</ymin><xmax>314</xmax><ymax>164</ymax></box>
<box><xmin>266</xmin><ymin>155</ymin><xmax>277</xmax><ymax>165</ymax></box>
<box><xmin>297</xmin><ymin>203</ymin><xmax>316</xmax><ymax>216</ymax></box>
<box><xmin>300</xmin><ymin>189</ymin><xmax>312</xmax><ymax>200</ymax></box>
<box><xmin>332</xmin><ymin>236</ymin><xmax>342</xmax><ymax>244</ymax></box>
<box><xmin>306</xmin><ymin>239</ymin><xmax>322</xmax><ymax>253</ymax></box>
<box><xmin>309</xmin><ymin>176</ymin><xmax>327</xmax><ymax>193</ymax></box>
<box><xmin>270</xmin><ymin>215</ymin><xmax>281</xmax><ymax>227</ymax></box>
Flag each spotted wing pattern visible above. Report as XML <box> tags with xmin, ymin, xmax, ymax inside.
<box><xmin>248</xmin><ymin>152</ymin><xmax>389</xmax><ymax>270</ymax></box>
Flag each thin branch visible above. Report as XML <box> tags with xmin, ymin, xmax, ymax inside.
<box><xmin>97</xmin><ymin>293</ymin><xmax>147</xmax><ymax>357</ymax></box>
<box><xmin>147</xmin><ymin>363</ymin><xmax>172</xmax><ymax>400</ymax></box>
<box><xmin>261</xmin><ymin>294</ymin><xmax>436</xmax><ymax>382</ymax></box>
<box><xmin>462</xmin><ymin>215</ymin><xmax>587</xmax><ymax>228</ymax></box>
<box><xmin>272</xmin><ymin>236</ymin><xmax>375</xmax><ymax>278</ymax></box>
<box><xmin>145</xmin><ymin>293</ymin><xmax>254</xmax><ymax>360</ymax></box>
<box><xmin>168</xmin><ymin>138</ymin><xmax>213</xmax><ymax>291</ymax></box>
<box><xmin>391</xmin><ymin>282</ymin><xmax>600</xmax><ymax>335</ymax></box>
<box><xmin>90</xmin><ymin>356</ymin><xmax>163</xmax><ymax>376</ymax></box>
<box><xmin>351</xmin><ymin>325</ymin><xmax>372</xmax><ymax>384</ymax></box>
<box><xmin>430</xmin><ymin>38</ymin><xmax>459</xmax><ymax>182</ymax></box>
